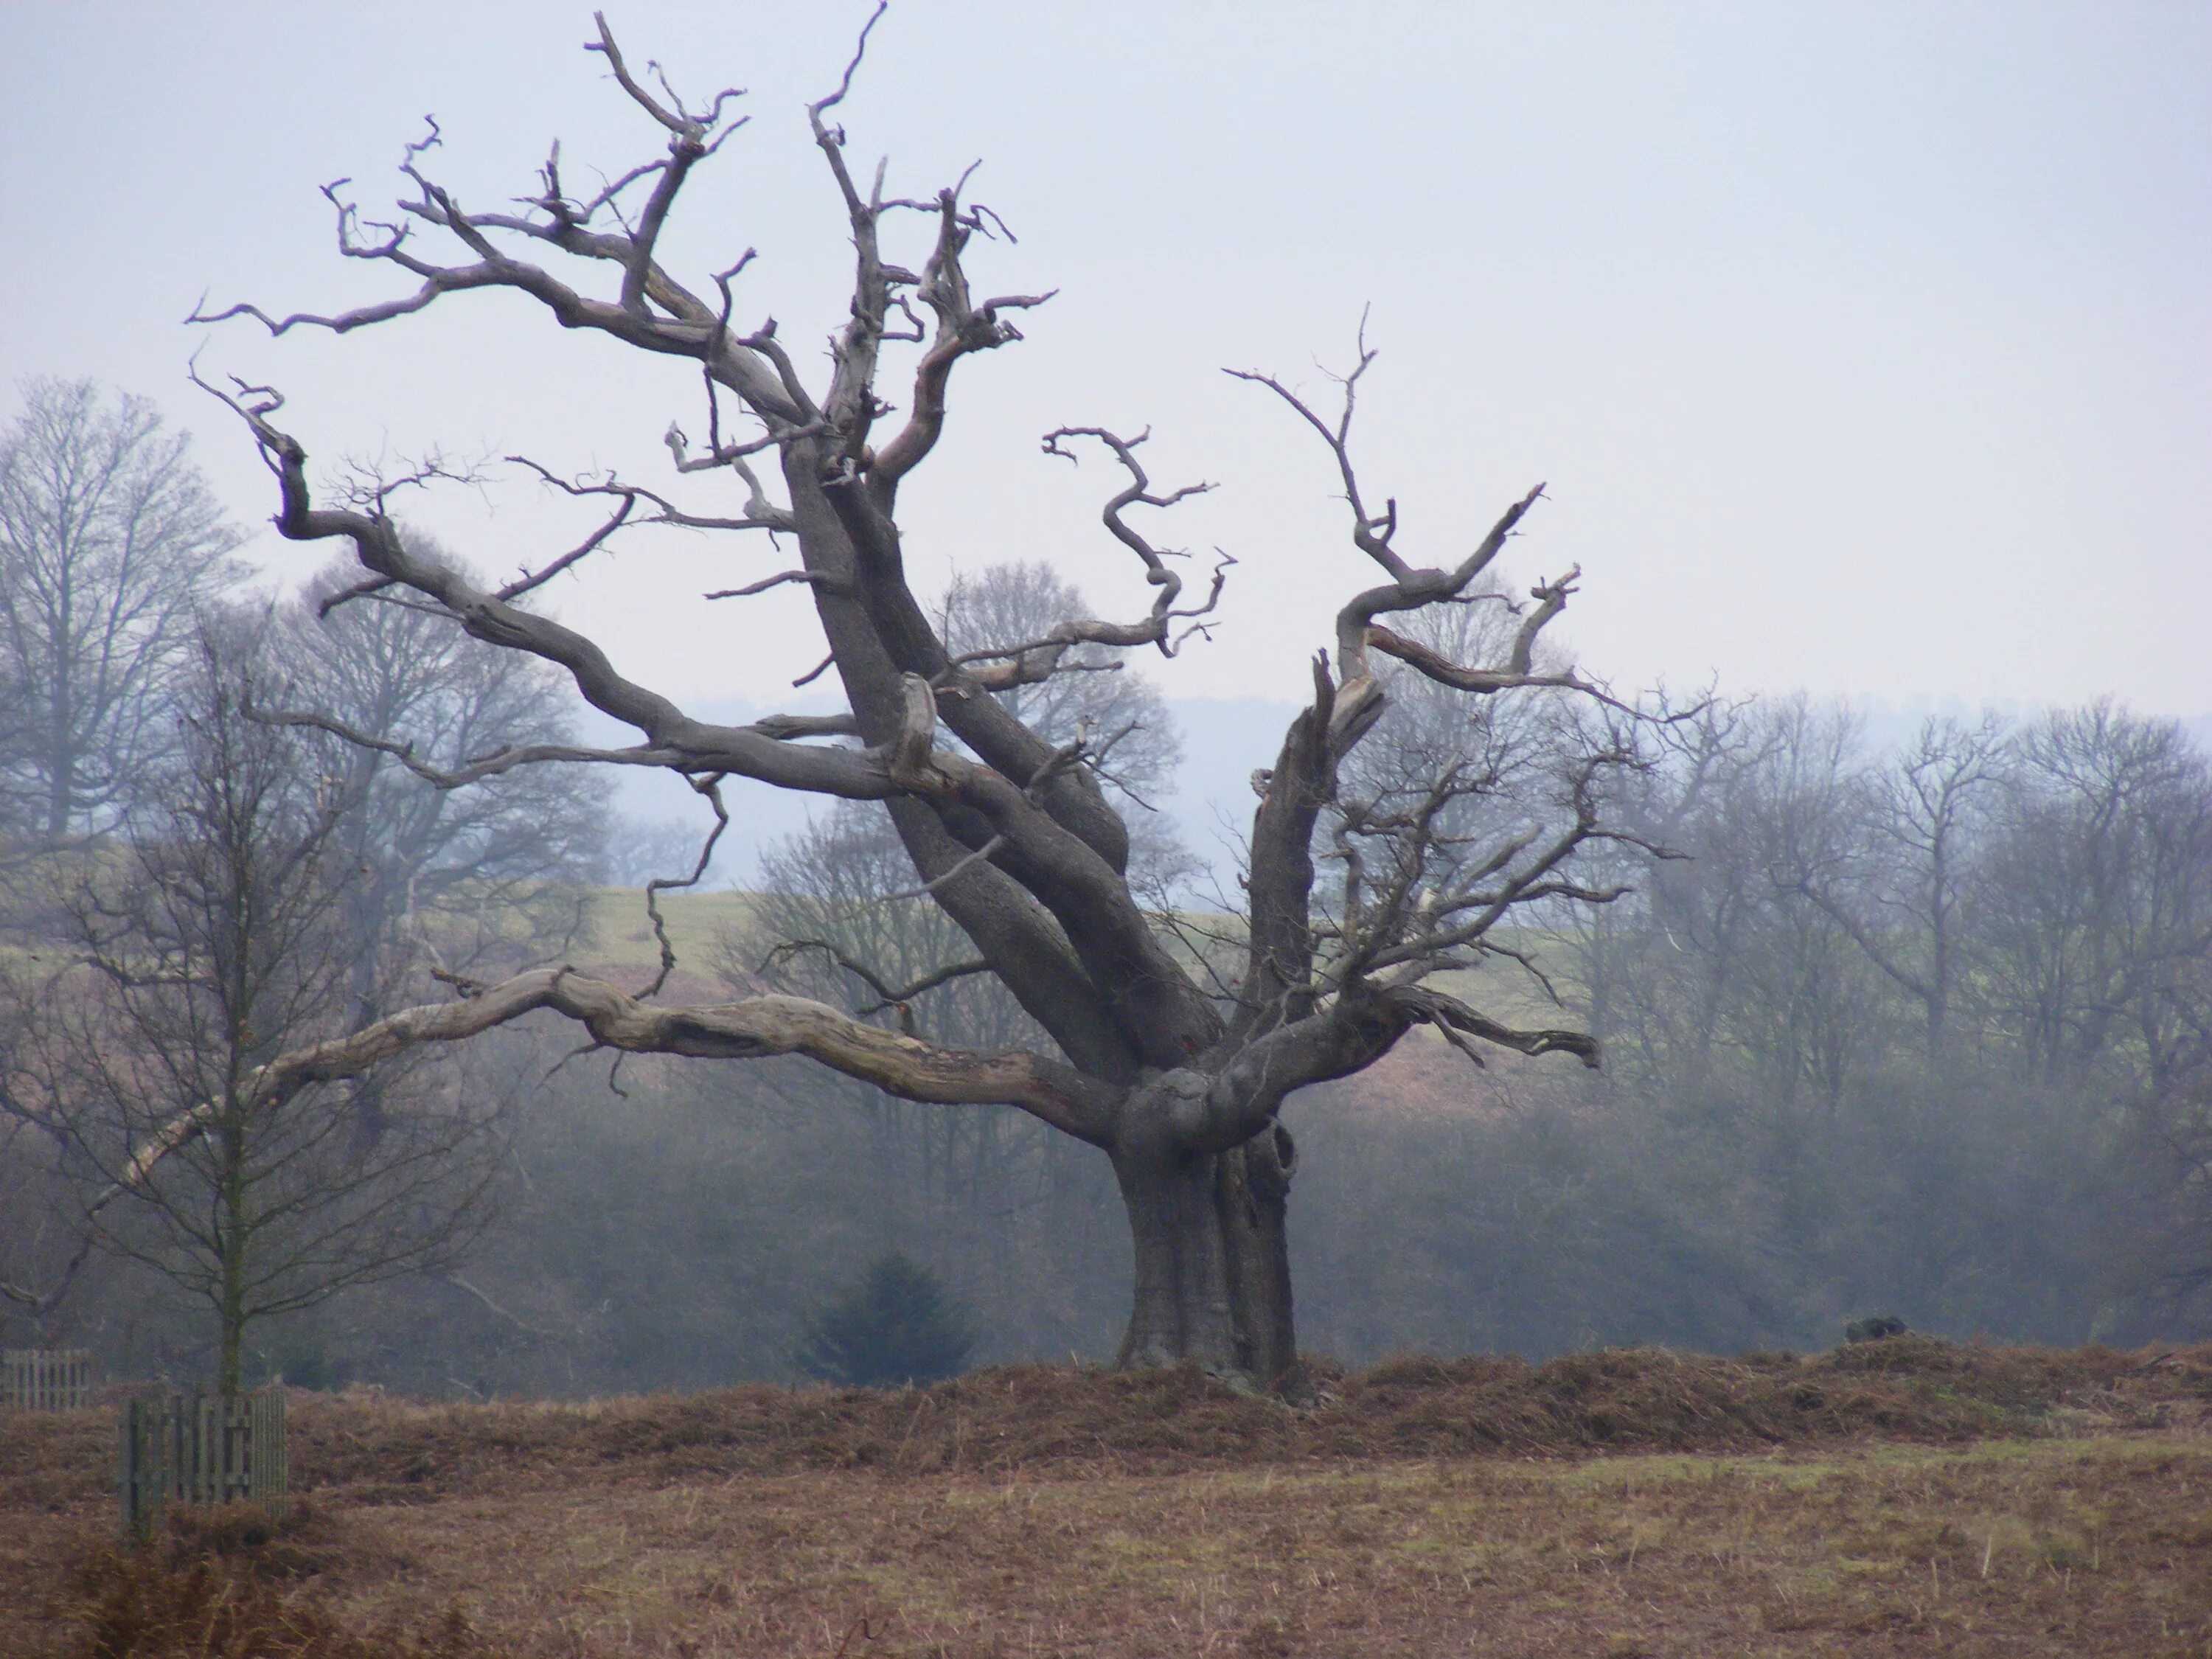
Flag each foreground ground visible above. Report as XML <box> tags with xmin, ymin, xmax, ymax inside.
<box><xmin>4</xmin><ymin>1340</ymin><xmax>2211</xmax><ymax>1657</ymax></box>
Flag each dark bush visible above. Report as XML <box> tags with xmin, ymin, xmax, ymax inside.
<box><xmin>796</xmin><ymin>1253</ymin><xmax>976</xmax><ymax>1388</ymax></box>
<box><xmin>1845</xmin><ymin>1315</ymin><xmax>1910</xmax><ymax>1344</ymax></box>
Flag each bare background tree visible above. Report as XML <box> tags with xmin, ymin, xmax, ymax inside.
<box><xmin>0</xmin><ymin>1112</ymin><xmax>107</xmax><ymax>1335</ymax></box>
<box><xmin>277</xmin><ymin>549</ymin><xmax>610</xmax><ymax>1032</ymax></box>
<box><xmin>599</xmin><ymin>813</ymin><xmax>712</xmax><ymax>888</ymax></box>
<box><xmin>13</xmin><ymin>682</ymin><xmax>2205</xmax><ymax>1394</ymax></box>
<box><xmin>1</xmin><ymin>627</ymin><xmax>505</xmax><ymax>1390</ymax></box>
<box><xmin>0</xmin><ymin>379</ymin><xmax>244</xmax><ymax>842</ymax></box>
<box><xmin>1542</xmin><ymin>696</ymin><xmax>2212</xmax><ymax>1347</ymax></box>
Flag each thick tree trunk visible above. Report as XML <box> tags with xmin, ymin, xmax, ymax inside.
<box><xmin>1111</xmin><ymin>1116</ymin><xmax>1305</xmax><ymax>1397</ymax></box>
<box><xmin>1218</xmin><ymin>1125</ymin><xmax>1304</xmax><ymax>1396</ymax></box>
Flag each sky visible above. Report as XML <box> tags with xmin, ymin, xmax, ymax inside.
<box><xmin>4</xmin><ymin>1</ymin><xmax>2209</xmax><ymax>737</ymax></box>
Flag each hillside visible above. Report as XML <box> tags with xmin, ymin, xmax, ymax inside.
<box><xmin>577</xmin><ymin>886</ymin><xmax>757</xmax><ymax>978</ymax></box>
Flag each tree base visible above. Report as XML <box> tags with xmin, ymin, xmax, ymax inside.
<box><xmin>1112</xmin><ymin>1122</ymin><xmax>1304</xmax><ymax>1397</ymax></box>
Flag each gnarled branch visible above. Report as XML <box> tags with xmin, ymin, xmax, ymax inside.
<box><xmin>260</xmin><ymin>966</ymin><xmax>1121</xmax><ymax>1142</ymax></box>
<box><xmin>926</xmin><ymin>426</ymin><xmax>1233</xmax><ymax>693</ymax></box>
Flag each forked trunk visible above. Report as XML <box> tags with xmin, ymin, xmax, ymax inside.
<box><xmin>1111</xmin><ymin>1119</ymin><xmax>1306</xmax><ymax>1397</ymax></box>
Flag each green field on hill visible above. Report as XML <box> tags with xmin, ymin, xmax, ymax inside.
<box><xmin>576</xmin><ymin>886</ymin><xmax>1571</xmax><ymax>1031</ymax></box>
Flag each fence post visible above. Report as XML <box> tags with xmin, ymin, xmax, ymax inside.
<box><xmin>251</xmin><ymin>1389</ymin><xmax>287</xmax><ymax>1506</ymax></box>
<box><xmin>117</xmin><ymin>1398</ymin><xmax>139</xmax><ymax>1537</ymax></box>
<box><xmin>116</xmin><ymin>1388</ymin><xmax>288</xmax><ymax>1537</ymax></box>
<box><xmin>3</xmin><ymin>1349</ymin><xmax>92</xmax><ymax>1411</ymax></box>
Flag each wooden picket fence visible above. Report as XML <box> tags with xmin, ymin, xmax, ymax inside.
<box><xmin>117</xmin><ymin>1389</ymin><xmax>288</xmax><ymax>1535</ymax></box>
<box><xmin>2</xmin><ymin>1348</ymin><xmax>91</xmax><ymax>1411</ymax></box>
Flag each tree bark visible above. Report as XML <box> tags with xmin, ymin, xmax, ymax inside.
<box><xmin>218</xmin><ymin>1159</ymin><xmax>248</xmax><ymax>1396</ymax></box>
<box><xmin>1110</xmin><ymin>1088</ymin><xmax>1304</xmax><ymax>1394</ymax></box>
<box><xmin>1217</xmin><ymin>1125</ymin><xmax>1305</xmax><ymax>1397</ymax></box>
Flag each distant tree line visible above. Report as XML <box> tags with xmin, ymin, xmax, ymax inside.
<box><xmin>5</xmin><ymin>378</ymin><xmax>2209</xmax><ymax>1396</ymax></box>
<box><xmin>1291</xmin><ymin>692</ymin><xmax>2212</xmax><ymax>1358</ymax></box>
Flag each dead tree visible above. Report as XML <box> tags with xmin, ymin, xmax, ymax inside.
<box><xmin>187</xmin><ymin>10</ymin><xmax>1646</xmax><ymax>1391</ymax></box>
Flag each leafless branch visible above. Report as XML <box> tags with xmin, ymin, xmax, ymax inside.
<box><xmin>248</xmin><ymin>703</ymin><xmax>686</xmax><ymax>791</ymax></box>
<box><xmin>511</xmin><ymin>453</ymin><xmax>794</xmax><ymax>537</ymax></box>
<box><xmin>495</xmin><ymin>489</ymin><xmax>637</xmax><ymax>600</ymax></box>
<box><xmin>704</xmin><ymin>569</ymin><xmax>852</xmax><ymax>602</ymax></box>
<box><xmin>641</xmin><ymin>775</ymin><xmax>729</xmax><ymax>998</ymax></box>
<box><xmin>880</xmin><ymin>835</ymin><xmax>1006</xmax><ymax>903</ymax></box>
<box><xmin>313</xmin><ymin>574</ymin><xmax>398</xmax><ymax>619</ymax></box>
<box><xmin>929</xmin><ymin>429</ymin><xmax>1228</xmax><ymax>695</ymax></box>
<box><xmin>1225</xmin><ymin>313</ymin><xmax>1408</xmax><ymax>582</ymax></box>
<box><xmin>240</xmin><ymin>963</ymin><xmax>1121</xmax><ymax>1142</ymax></box>
<box><xmin>760</xmin><ymin>939</ymin><xmax>992</xmax><ymax>1036</ymax></box>
<box><xmin>754</xmin><ymin>711</ymin><xmax>860</xmax><ymax>741</ymax></box>
<box><xmin>442</xmin><ymin>1273</ymin><xmax>574</xmax><ymax>1339</ymax></box>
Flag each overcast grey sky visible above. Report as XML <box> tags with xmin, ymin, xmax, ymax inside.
<box><xmin>5</xmin><ymin>1</ymin><xmax>2207</xmax><ymax>720</ymax></box>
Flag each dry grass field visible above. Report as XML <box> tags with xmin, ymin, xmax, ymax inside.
<box><xmin>5</xmin><ymin>1340</ymin><xmax>2211</xmax><ymax>1658</ymax></box>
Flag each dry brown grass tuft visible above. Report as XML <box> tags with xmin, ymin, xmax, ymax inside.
<box><xmin>20</xmin><ymin>1504</ymin><xmax>496</xmax><ymax>1659</ymax></box>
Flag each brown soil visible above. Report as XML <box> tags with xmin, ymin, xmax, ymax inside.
<box><xmin>5</xmin><ymin>1340</ymin><xmax>2210</xmax><ymax>1657</ymax></box>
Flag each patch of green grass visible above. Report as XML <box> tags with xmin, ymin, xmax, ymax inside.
<box><xmin>576</xmin><ymin>886</ymin><xmax>759</xmax><ymax>974</ymax></box>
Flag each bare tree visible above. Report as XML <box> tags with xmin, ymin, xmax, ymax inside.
<box><xmin>1</xmin><ymin>628</ymin><xmax>502</xmax><ymax>1391</ymax></box>
<box><xmin>1978</xmin><ymin>705</ymin><xmax>2212</xmax><ymax>1087</ymax></box>
<box><xmin>1559</xmin><ymin>695</ymin><xmax>1752</xmax><ymax>1071</ymax></box>
<box><xmin>939</xmin><ymin>557</ymin><xmax>1192</xmax><ymax>895</ymax></box>
<box><xmin>0</xmin><ymin>1113</ymin><xmax>102</xmax><ymax>1333</ymax></box>
<box><xmin>938</xmin><ymin>560</ymin><xmax>1184</xmax><ymax>801</ymax></box>
<box><xmin>1569</xmin><ymin>699</ymin><xmax>1882</xmax><ymax>1104</ymax></box>
<box><xmin>736</xmin><ymin>803</ymin><xmax>1084</xmax><ymax>1301</ymax></box>
<box><xmin>599</xmin><ymin>813</ymin><xmax>709</xmax><ymax>888</ymax></box>
<box><xmin>1776</xmin><ymin>715</ymin><xmax>2008</xmax><ymax>1058</ymax></box>
<box><xmin>275</xmin><ymin>552</ymin><xmax>609</xmax><ymax>1032</ymax></box>
<box><xmin>0</xmin><ymin>380</ymin><xmax>245</xmax><ymax>841</ymax></box>
<box><xmin>184</xmin><ymin>14</ymin><xmax>1640</xmax><ymax>1390</ymax></box>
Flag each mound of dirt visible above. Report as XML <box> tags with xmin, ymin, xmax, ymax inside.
<box><xmin>277</xmin><ymin>1338</ymin><xmax>2212</xmax><ymax>1496</ymax></box>
<box><xmin>7</xmin><ymin>1339</ymin><xmax>2206</xmax><ymax>1515</ymax></box>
